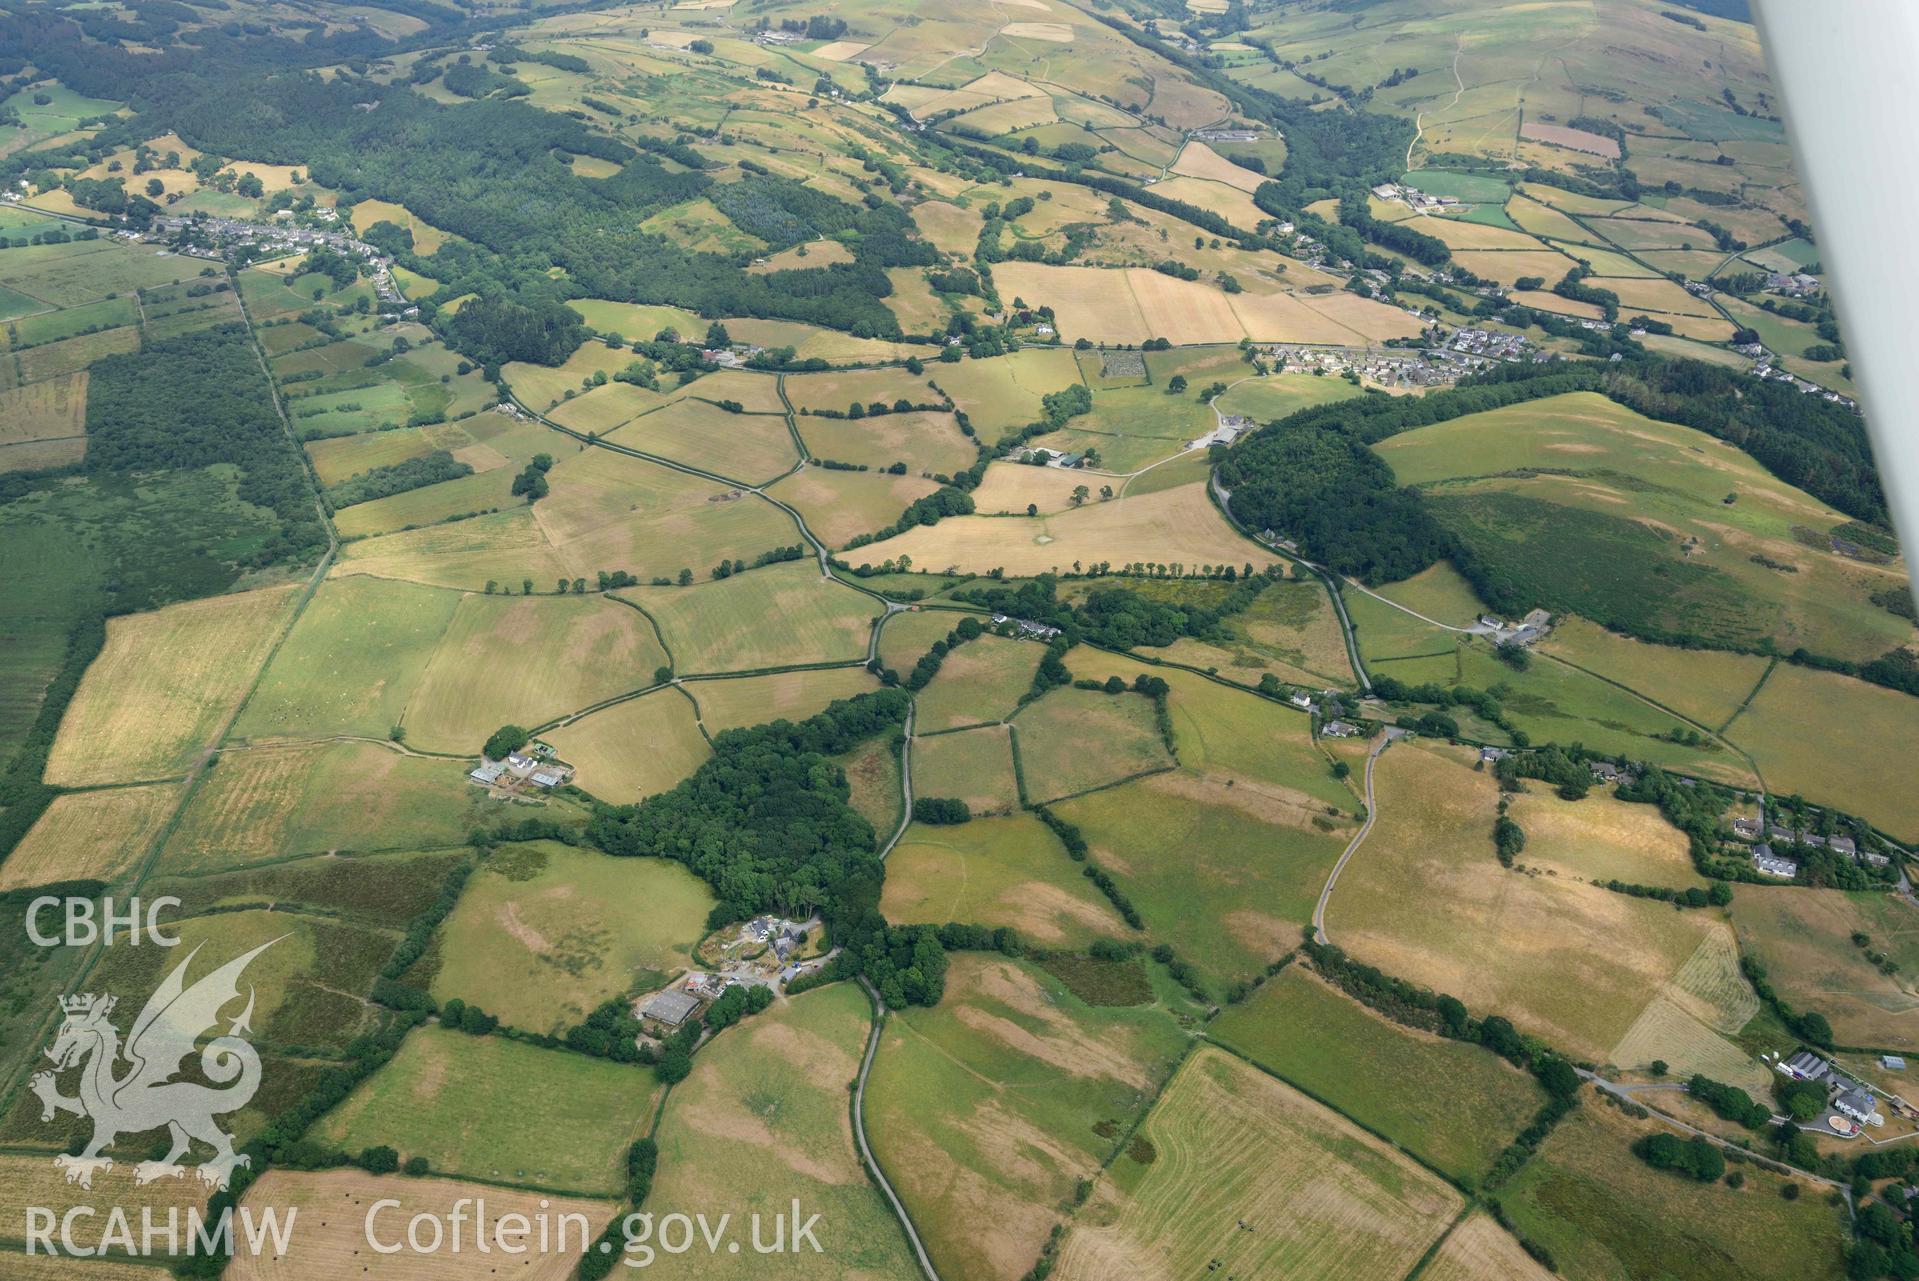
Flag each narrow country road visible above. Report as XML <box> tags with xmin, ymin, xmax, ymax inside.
<box><xmin>879</xmin><ymin>703</ymin><xmax>915</xmax><ymax>859</ymax></box>
<box><xmin>854</xmin><ymin>977</ymin><xmax>941</xmax><ymax>1281</ymax></box>
<box><xmin>1312</xmin><ymin>729</ymin><xmax>1398</xmax><ymax>942</ymax></box>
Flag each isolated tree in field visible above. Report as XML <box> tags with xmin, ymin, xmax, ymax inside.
<box><xmin>1100</xmin><ymin>485</ymin><xmax>1113</xmax><ymax>500</ymax></box>
<box><xmin>359</xmin><ymin>1146</ymin><xmax>399</xmax><ymax>1174</ymax></box>
<box><xmin>1166</xmin><ymin>374</ymin><xmax>1188</xmax><ymax>394</ymax></box>
<box><xmin>484</xmin><ymin>725</ymin><xmax>529</xmax><ymax>759</ymax></box>
<box><xmin>1071</xmin><ymin>485</ymin><xmax>1089</xmax><ymax>506</ymax></box>
<box><xmin>678</xmin><ymin>567</ymin><xmax>693</xmax><ymax>585</ymax></box>
<box><xmin>1027</xmin><ymin>503</ymin><xmax>1038</xmax><ymax>516</ymax></box>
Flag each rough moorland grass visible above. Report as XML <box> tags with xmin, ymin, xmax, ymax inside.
<box><xmin>1732</xmin><ymin>884</ymin><xmax>1919</xmax><ymax>1052</ymax></box>
<box><xmin>0</xmin><ymin>780</ymin><xmax>184</xmax><ymax>891</ymax></box>
<box><xmin>229</xmin><ymin>1169</ymin><xmax>613</xmax><ymax>1281</ymax></box>
<box><xmin>917</xmin><ymin>634</ymin><xmax>1043</xmax><ymax>732</ymax></box>
<box><xmin>157</xmin><ymin>740</ymin><xmax>519</xmax><ymax>874</ymax></box>
<box><xmin>431</xmin><ymin>841</ymin><xmax>713</xmax><ymax>1034</ymax></box>
<box><xmin>863</xmin><ymin>954</ymin><xmax>1190</xmax><ymax>1281</ymax></box>
<box><xmin>1053</xmin><ymin>1046</ymin><xmax>1463</xmax><ymax>1281</ymax></box>
<box><xmin>647</xmin><ymin>983</ymin><xmax>921</xmax><ymax>1280</ymax></box>
<box><xmin>46</xmin><ymin>584</ymin><xmax>298</xmax><ymax>785</ymax></box>
<box><xmin>618</xmin><ymin>560</ymin><xmax>879</xmax><ymax>673</ymax></box>
<box><xmin>910</xmin><ymin>722</ymin><xmax>1022</xmax><ymax>815</ymax></box>
<box><xmin>1501</xmin><ymin>1097</ymin><xmax>1846</xmax><ymax>1281</ymax></box>
<box><xmin>1210</xmin><ymin>966</ymin><xmax>1545</xmax><ymax>1185</ymax></box>
<box><xmin>1014</xmin><ymin>687</ymin><xmax>1173</xmax><ymax>803</ymax></box>
<box><xmin>233</xmin><ymin>577</ymin><xmax>463</xmax><ymax>743</ymax></box>
<box><xmin>318</xmin><ymin>1026</ymin><xmax>659</xmax><ymax>1195</ymax></box>
<box><xmin>1328</xmin><ymin>739</ymin><xmax>1737</xmax><ymax>1071</ymax></box>
<box><xmin>401</xmin><ymin>593</ymin><xmax>667</xmax><ymax>753</ymax></box>
<box><xmin>837</xmin><ymin>731</ymin><xmax>904</xmax><ymax>838</ymax></box>
<box><xmin>1056</xmin><ymin>771</ymin><xmax>1350</xmax><ymax>989</ymax></box>
<box><xmin>546</xmin><ymin>687</ymin><xmax>710</xmax><ymax>803</ymax></box>
<box><xmin>1729</xmin><ymin>663</ymin><xmax>1919</xmax><ymax>842</ymax></box>
<box><xmin>147</xmin><ymin>846</ymin><xmax>466</xmax><ymax>931</ymax></box>
<box><xmin>881</xmin><ymin>813</ymin><xmax>1127</xmax><ymax>947</ymax></box>
<box><xmin>690</xmin><ymin>665</ymin><xmax>879</xmax><ymax>733</ymax></box>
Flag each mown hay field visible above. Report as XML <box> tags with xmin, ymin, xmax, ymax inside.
<box><xmin>1211</xmin><ymin>965</ymin><xmax>1545</xmax><ymax>1185</ymax></box>
<box><xmin>1057</xmin><ymin>772</ymin><xmax>1350</xmax><ymax>990</ymax></box>
<box><xmin>546</xmin><ymin>687</ymin><xmax>709</xmax><ymax>803</ymax></box>
<box><xmin>1502</xmin><ymin>1097</ymin><xmax>1846</xmax><ymax>1281</ymax></box>
<box><xmin>1420</xmin><ymin>1211</ymin><xmax>1555</xmax><ymax>1281</ymax></box>
<box><xmin>646</xmin><ymin>983</ymin><xmax>921</xmax><ymax>1281</ymax></box>
<box><xmin>1327</xmin><ymin>740</ymin><xmax>1747</xmax><ymax>1076</ymax></box>
<box><xmin>1729</xmin><ymin>663</ymin><xmax>1919</xmax><ymax>841</ymax></box>
<box><xmin>864</xmin><ymin>955</ymin><xmax>1190</xmax><ymax>1281</ymax></box>
<box><xmin>47</xmin><ymin>584</ymin><xmax>299</xmax><ymax>785</ymax></box>
<box><xmin>606</xmin><ymin>396</ymin><xmax>799</xmax><ymax>486</ymax></box>
<box><xmin>916</xmin><ymin>634</ymin><xmax>1041</xmax><ymax>731</ymax></box>
<box><xmin>619</xmin><ymin>561</ymin><xmax>877</xmax><ymax>673</ymax></box>
<box><xmin>849</xmin><ymin>482</ymin><xmax>1272</xmax><ymax>579</ymax></box>
<box><xmin>317</xmin><ymin>1027</ymin><xmax>659</xmax><ymax>1195</ymax></box>
<box><xmin>691</xmin><ymin>665</ymin><xmax>878</xmax><ymax>733</ymax></box>
<box><xmin>232</xmin><ymin>577</ymin><xmax>462</xmax><ymax>743</ymax></box>
<box><xmin>0</xmin><ymin>779</ymin><xmax>184</xmax><ymax>891</ymax></box>
<box><xmin>430</xmin><ymin>841</ymin><xmax>713</xmax><ymax>1034</ymax></box>
<box><xmin>157</xmin><ymin>740</ymin><xmax>507</xmax><ymax>874</ymax></box>
<box><xmin>401</xmin><ymin>593</ymin><xmax>667</xmax><ymax>753</ymax></box>
<box><xmin>229</xmin><ymin>1169</ymin><xmax>613</xmax><ymax>1281</ymax></box>
<box><xmin>1053</xmin><ymin>1046</ymin><xmax>1463</xmax><ymax>1281</ymax></box>
<box><xmin>912</xmin><ymin>723</ymin><xmax>1022</xmax><ymax>815</ymax></box>
<box><xmin>1732</xmin><ymin>885</ymin><xmax>1919</xmax><ymax>1051</ymax></box>
<box><xmin>793</xmin><ymin>408</ymin><xmax>976</xmax><ymax>478</ymax></box>
<box><xmin>882</xmin><ymin>813</ymin><xmax>1127</xmax><ymax>946</ymax></box>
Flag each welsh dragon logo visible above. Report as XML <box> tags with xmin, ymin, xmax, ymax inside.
<box><xmin>31</xmin><ymin>939</ymin><xmax>278</xmax><ymax>1191</ymax></box>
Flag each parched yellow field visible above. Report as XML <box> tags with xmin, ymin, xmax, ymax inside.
<box><xmin>991</xmin><ymin>263</ymin><xmax>1421</xmax><ymax>345</ymax></box>
<box><xmin>1328</xmin><ymin>739</ymin><xmax>1747</xmax><ymax>1074</ymax></box>
<box><xmin>781</xmin><ymin>367</ymin><xmax>939</xmax><ymax>414</ymax></box>
<box><xmin>0</xmin><ymin>1151</ymin><xmax>208</xmax><ymax>1265</ymax></box>
<box><xmin>744</xmin><ymin>238</ymin><xmax>853</xmax><ymax>272</ymax></box>
<box><xmin>1447</xmin><ymin>248</ymin><xmax>1582</xmax><ymax>287</ymax></box>
<box><xmin>1508</xmin><ymin>787</ymin><xmax>1703</xmax><ymax>888</ymax></box>
<box><xmin>849</xmin><ymin>481</ymin><xmax>1271</xmax><ymax>578</ymax></box>
<box><xmin>1421</xmin><ymin>1212</ymin><xmax>1555</xmax><ymax>1281</ymax></box>
<box><xmin>402</xmin><ymin>593</ymin><xmax>667</xmax><ymax>753</ymax></box>
<box><xmin>1732</xmin><ymin>885</ymin><xmax>1919</xmax><ymax>1051</ymax></box>
<box><xmin>229</xmin><ymin>1170</ymin><xmax>613</xmax><ymax>1281</ymax></box>
<box><xmin>913</xmin><ymin>722</ymin><xmax>1022</xmax><ymax>814</ymax></box>
<box><xmin>689</xmin><ymin>665</ymin><xmax>878</xmax><ymax>733</ymax></box>
<box><xmin>47</xmin><ymin>585</ymin><xmax>299</xmax><ymax>786</ymax></box>
<box><xmin>606</xmin><ymin>395</ymin><xmax>799</xmax><ymax>485</ymax></box>
<box><xmin>545</xmin><ymin>687</ymin><xmax>709</xmax><ymax>802</ymax></box>
<box><xmin>0</xmin><ymin>369</ymin><xmax>86</xmax><ymax>445</ymax></box>
<box><xmin>883</xmin><ymin>813</ymin><xmax>1127</xmax><ymax>945</ymax></box>
<box><xmin>1170</xmin><ymin>140</ymin><xmax>1267</xmax><ymax>192</ymax></box>
<box><xmin>969</xmin><ymin>461</ymin><xmax>1123</xmax><ymax>514</ymax></box>
<box><xmin>794</xmin><ymin>408</ymin><xmax>976</xmax><ymax>478</ymax></box>
<box><xmin>0</xmin><ymin>780</ymin><xmax>184</xmax><ymax>891</ymax></box>
<box><xmin>766</xmin><ymin>465</ymin><xmax>939</xmax><ymax>548</ymax></box>
<box><xmin>1054</xmin><ymin>1047</ymin><xmax>1463</xmax><ymax>1281</ymax></box>
<box><xmin>1610</xmin><ymin>924</ymin><xmax>1768</xmax><ymax>1092</ymax></box>
<box><xmin>348</xmin><ymin>198</ymin><xmax>448</xmax><ymax>253</ymax></box>
<box><xmin>619</xmin><ymin>560</ymin><xmax>878</xmax><ymax>673</ymax></box>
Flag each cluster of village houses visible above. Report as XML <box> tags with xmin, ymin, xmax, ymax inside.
<box><xmin>1729</xmin><ymin>814</ymin><xmax>1887</xmax><ymax>879</ymax></box>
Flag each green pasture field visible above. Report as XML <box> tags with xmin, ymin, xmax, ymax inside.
<box><xmin>1403</xmin><ymin>169</ymin><xmax>1513</xmax><ymax>205</ymax></box>
<box><xmin>1145</xmin><ymin>577</ymin><xmax>1355</xmax><ymax>689</ymax></box>
<box><xmin>1055</xmin><ymin>771</ymin><xmax>1350</xmax><ymax>991</ymax></box>
<box><xmin>430</xmin><ymin>841</ymin><xmax>713</xmax><ymax>1034</ymax></box>
<box><xmin>1540</xmin><ymin>615</ymin><xmax>1770</xmax><ymax>733</ymax></box>
<box><xmin>5</xmin><ymin>295</ymin><xmax>134</xmax><ymax>347</ymax></box>
<box><xmin>1369</xmin><ymin>560</ymin><xmax>1486</xmax><ymax>628</ymax></box>
<box><xmin>0</xmin><ymin>283</ymin><xmax>47</xmax><ymax>321</ymax></box>
<box><xmin>863</xmin><ymin>953</ymin><xmax>1190</xmax><ymax>1281</ymax></box>
<box><xmin>1732</xmin><ymin>884</ymin><xmax>1919</xmax><ymax>1051</ymax></box>
<box><xmin>158</xmin><ymin>741</ymin><xmax>527</xmax><ymax>873</ymax></box>
<box><xmin>270</xmin><ymin>337</ymin><xmax>386</xmax><ymax>380</ymax></box>
<box><xmin>284</xmin><ymin>381</ymin><xmax>413</xmax><ymax>438</ymax></box>
<box><xmin>607</xmin><ymin>396</ymin><xmax>799</xmax><ymax>486</ymax></box>
<box><xmin>1729</xmin><ymin>663</ymin><xmax>1919</xmax><ymax>840</ymax></box>
<box><xmin>1211</xmin><ymin>965</ymin><xmax>1544</xmax><ymax>1185</ymax></box>
<box><xmin>401</xmin><ymin>592</ymin><xmax>668</xmax><ymax>753</ymax></box>
<box><xmin>881</xmin><ymin>813</ymin><xmax>1127</xmax><ymax>947</ymax></box>
<box><xmin>1209</xmin><ymin>369</ymin><xmax>1364</xmax><ymax>425</ymax></box>
<box><xmin>1325</xmin><ymin>739</ymin><xmax>1745</xmax><ymax>1075</ymax></box>
<box><xmin>792</xmin><ymin>408</ymin><xmax>977</xmax><ymax>478</ymax></box>
<box><xmin>1502</xmin><ymin>1098</ymin><xmax>1845</xmax><ymax>1281</ymax></box>
<box><xmin>876</xmin><ymin>606</ymin><xmax>972</xmax><ymax>672</ymax></box>
<box><xmin>618</xmin><ymin>561</ymin><xmax>878</xmax><ymax>673</ymax></box>
<box><xmin>1345</xmin><ymin>585</ymin><xmax>1470</xmax><ymax>670</ymax></box>
<box><xmin>1013</xmin><ymin>686</ymin><xmax>1174</xmax><ymax>803</ymax></box>
<box><xmin>911</xmin><ymin>722</ymin><xmax>1021</xmax><ymax>814</ymax></box>
<box><xmin>330</xmin><ymin>421</ymin><xmax>555</xmax><ymax>540</ymax></box>
<box><xmin>916</xmin><ymin>634</ymin><xmax>1041</xmax><ymax>731</ymax></box>
<box><xmin>646</xmin><ymin>983</ymin><xmax>921</xmax><ymax>1281</ymax></box>
<box><xmin>317</xmin><ymin>1026</ymin><xmax>658</xmax><ymax>1195</ymax></box>
<box><xmin>1377</xmin><ymin>391</ymin><xmax>1913</xmax><ymax>663</ymax></box>
<box><xmin>565</xmin><ymin>298</ymin><xmax>704</xmax><ymax>341</ymax></box>
<box><xmin>231</xmin><ymin>576</ymin><xmax>462</xmax><ymax>742</ymax></box>
<box><xmin>1047</xmin><ymin>383</ymin><xmax>1214</xmax><ymax>473</ymax></box>
<box><xmin>1053</xmin><ymin>1046</ymin><xmax>1462</xmax><ymax>1281</ymax></box>
<box><xmin>545</xmin><ymin>687</ymin><xmax>710</xmax><ymax>804</ymax></box>
<box><xmin>933</xmin><ymin>347</ymin><xmax>1085</xmax><ymax>434</ymax></box>
<box><xmin>1060</xmin><ymin>651</ymin><xmax>1354</xmax><ymax>809</ymax></box>
<box><xmin>546</xmin><ymin>380</ymin><xmax>681</xmax><ymax>435</ymax></box>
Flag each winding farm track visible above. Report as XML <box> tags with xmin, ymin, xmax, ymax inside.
<box><xmin>1311</xmin><ymin>728</ymin><xmax>1396</xmax><ymax>943</ymax></box>
<box><xmin>854</xmin><ymin>977</ymin><xmax>943</xmax><ymax>1281</ymax></box>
